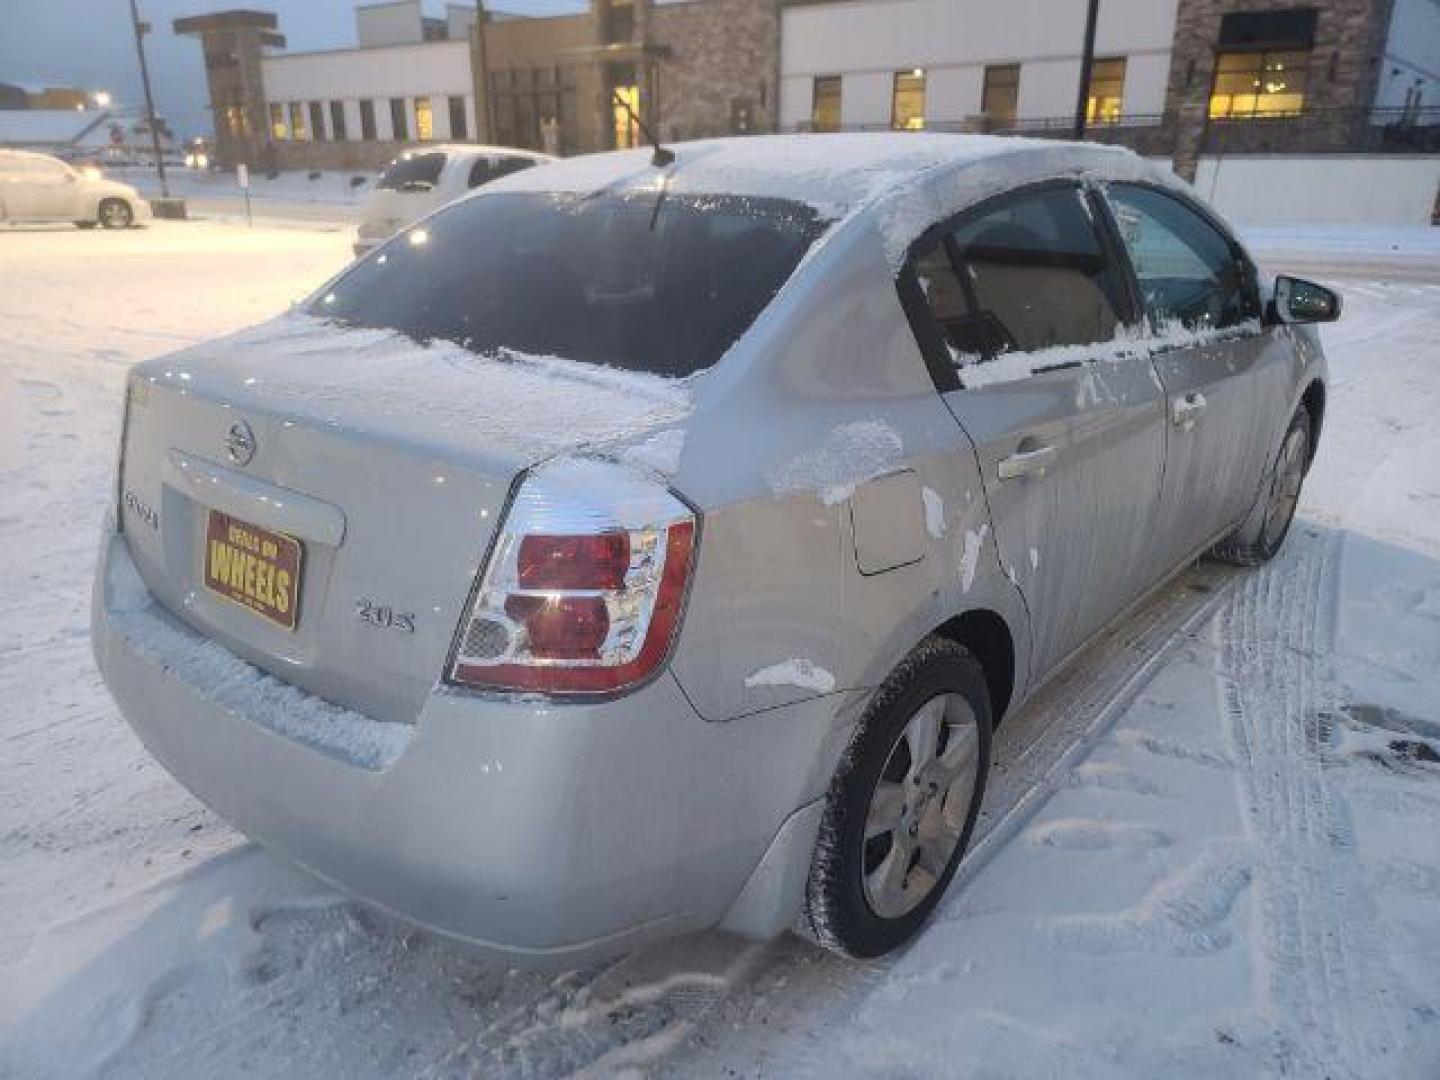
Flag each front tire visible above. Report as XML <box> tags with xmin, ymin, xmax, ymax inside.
<box><xmin>1212</xmin><ymin>406</ymin><xmax>1312</xmax><ymax>566</ymax></box>
<box><xmin>804</xmin><ymin>636</ymin><xmax>992</xmax><ymax>959</ymax></box>
<box><xmin>98</xmin><ymin>198</ymin><xmax>133</xmax><ymax>230</ymax></box>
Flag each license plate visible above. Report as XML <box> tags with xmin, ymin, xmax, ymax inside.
<box><xmin>203</xmin><ymin>510</ymin><xmax>303</xmax><ymax>631</ymax></box>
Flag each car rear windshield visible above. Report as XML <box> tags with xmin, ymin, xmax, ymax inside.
<box><xmin>312</xmin><ymin>191</ymin><xmax>829</xmax><ymax>378</ymax></box>
<box><xmin>377</xmin><ymin>151</ymin><xmax>446</xmax><ymax>191</ymax></box>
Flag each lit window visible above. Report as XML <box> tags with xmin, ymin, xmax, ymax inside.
<box><xmin>415</xmin><ymin>96</ymin><xmax>434</xmax><ymax>141</ymax></box>
<box><xmin>892</xmin><ymin>69</ymin><xmax>925</xmax><ymax>131</ymax></box>
<box><xmin>982</xmin><ymin>64</ymin><xmax>1020</xmax><ymax>127</ymax></box>
<box><xmin>269</xmin><ymin>103</ymin><xmax>287</xmax><ymax>140</ymax></box>
<box><xmin>1086</xmin><ymin>58</ymin><xmax>1126</xmax><ymax>124</ymax></box>
<box><xmin>812</xmin><ymin>75</ymin><xmax>841</xmax><ymax>132</ymax></box>
<box><xmin>289</xmin><ymin>101</ymin><xmax>307</xmax><ymax>141</ymax></box>
<box><xmin>1209</xmin><ymin>50</ymin><xmax>1309</xmax><ymax>119</ymax></box>
<box><xmin>613</xmin><ymin>84</ymin><xmax>639</xmax><ymax>148</ymax></box>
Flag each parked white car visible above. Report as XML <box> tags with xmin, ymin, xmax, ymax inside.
<box><xmin>353</xmin><ymin>144</ymin><xmax>555</xmax><ymax>257</ymax></box>
<box><xmin>0</xmin><ymin>150</ymin><xmax>151</xmax><ymax>229</ymax></box>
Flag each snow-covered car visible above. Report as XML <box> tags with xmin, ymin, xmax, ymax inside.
<box><xmin>93</xmin><ymin>133</ymin><xmax>1337</xmax><ymax>968</ymax></box>
<box><xmin>0</xmin><ymin>150</ymin><xmax>151</xmax><ymax>229</ymax></box>
<box><xmin>352</xmin><ymin>144</ymin><xmax>555</xmax><ymax>257</ymax></box>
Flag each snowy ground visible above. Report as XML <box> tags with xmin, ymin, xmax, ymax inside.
<box><xmin>1</xmin><ymin>219</ymin><xmax>1439</xmax><ymax>1079</ymax></box>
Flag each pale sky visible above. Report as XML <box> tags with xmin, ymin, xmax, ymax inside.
<box><xmin>0</xmin><ymin>0</ymin><xmax>586</xmax><ymax>139</ymax></box>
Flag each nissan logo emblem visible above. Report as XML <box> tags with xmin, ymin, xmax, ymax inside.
<box><xmin>225</xmin><ymin>419</ymin><xmax>257</xmax><ymax>466</ymax></box>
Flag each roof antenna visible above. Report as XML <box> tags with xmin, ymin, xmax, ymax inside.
<box><xmin>612</xmin><ymin>89</ymin><xmax>675</xmax><ymax>167</ymax></box>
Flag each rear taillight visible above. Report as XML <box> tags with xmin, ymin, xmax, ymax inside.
<box><xmin>448</xmin><ymin>458</ymin><xmax>698</xmax><ymax>695</ymax></box>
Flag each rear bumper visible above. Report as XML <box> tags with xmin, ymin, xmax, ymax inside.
<box><xmin>93</xmin><ymin>527</ymin><xmax>837</xmax><ymax>968</ymax></box>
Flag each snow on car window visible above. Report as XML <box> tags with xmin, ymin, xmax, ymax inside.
<box><xmin>314</xmin><ymin>191</ymin><xmax>829</xmax><ymax>379</ymax></box>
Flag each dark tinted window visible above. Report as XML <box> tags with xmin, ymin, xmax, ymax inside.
<box><xmin>448</xmin><ymin>95</ymin><xmax>467</xmax><ymax>140</ymax></box>
<box><xmin>312</xmin><ymin>192</ymin><xmax>829</xmax><ymax>378</ymax></box>
<box><xmin>378</xmin><ymin>151</ymin><xmax>446</xmax><ymax>191</ymax></box>
<box><xmin>466</xmin><ymin>157</ymin><xmax>495</xmax><ymax>188</ymax></box>
<box><xmin>915</xmin><ymin>184</ymin><xmax>1125</xmax><ymax>361</ymax></box>
<box><xmin>1107</xmin><ymin>184</ymin><xmax>1256</xmax><ymax>330</ymax></box>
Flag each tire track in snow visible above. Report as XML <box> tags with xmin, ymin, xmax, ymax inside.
<box><xmin>1217</xmin><ymin>526</ymin><xmax>1409</xmax><ymax>1077</ymax></box>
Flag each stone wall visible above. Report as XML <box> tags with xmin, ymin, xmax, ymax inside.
<box><xmin>649</xmin><ymin>0</ymin><xmax>781</xmax><ymax>142</ymax></box>
<box><xmin>1164</xmin><ymin>0</ymin><xmax>1395</xmax><ymax>178</ymax></box>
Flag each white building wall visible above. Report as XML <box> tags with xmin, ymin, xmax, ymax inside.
<box><xmin>1192</xmin><ymin>155</ymin><xmax>1440</xmax><ymax>227</ymax></box>
<box><xmin>262</xmin><ymin>40</ymin><xmax>472</xmax><ymax>106</ymax></box>
<box><xmin>1374</xmin><ymin>0</ymin><xmax>1440</xmax><ymax>113</ymax></box>
<box><xmin>841</xmin><ymin>71</ymin><xmax>894</xmax><ymax>127</ymax></box>
<box><xmin>780</xmin><ymin>0</ymin><xmax>1179</xmax><ymax>128</ymax></box>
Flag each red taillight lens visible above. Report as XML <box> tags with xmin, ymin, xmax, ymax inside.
<box><xmin>503</xmin><ymin>594</ymin><xmax>610</xmax><ymax>660</ymax></box>
<box><xmin>448</xmin><ymin>459</ymin><xmax>698</xmax><ymax>696</ymax></box>
<box><xmin>517</xmin><ymin>533</ymin><xmax>630</xmax><ymax>590</ymax></box>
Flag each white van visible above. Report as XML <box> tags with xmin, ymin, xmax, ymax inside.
<box><xmin>353</xmin><ymin>144</ymin><xmax>555</xmax><ymax>257</ymax></box>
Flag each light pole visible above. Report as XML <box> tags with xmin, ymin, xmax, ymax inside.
<box><xmin>1072</xmin><ymin>0</ymin><xmax>1100</xmax><ymax>140</ymax></box>
<box><xmin>128</xmin><ymin>0</ymin><xmax>170</xmax><ymax>198</ymax></box>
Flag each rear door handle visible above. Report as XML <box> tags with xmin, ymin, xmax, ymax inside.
<box><xmin>1172</xmin><ymin>391</ymin><xmax>1207</xmax><ymax>430</ymax></box>
<box><xmin>997</xmin><ymin>444</ymin><xmax>1058</xmax><ymax>481</ymax></box>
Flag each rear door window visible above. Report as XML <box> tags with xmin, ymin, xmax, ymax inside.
<box><xmin>912</xmin><ymin>183</ymin><xmax>1128</xmax><ymax>368</ymax></box>
<box><xmin>377</xmin><ymin>151</ymin><xmax>446</xmax><ymax>191</ymax></box>
<box><xmin>1104</xmin><ymin>184</ymin><xmax>1258</xmax><ymax>331</ymax></box>
<box><xmin>313</xmin><ymin>191</ymin><xmax>829</xmax><ymax>378</ymax></box>
<box><xmin>467</xmin><ymin>156</ymin><xmax>538</xmax><ymax>189</ymax></box>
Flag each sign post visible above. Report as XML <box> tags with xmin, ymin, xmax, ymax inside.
<box><xmin>237</xmin><ymin>163</ymin><xmax>252</xmax><ymax>226</ymax></box>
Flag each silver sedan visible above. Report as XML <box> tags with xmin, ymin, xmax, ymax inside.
<box><xmin>93</xmin><ymin>133</ymin><xmax>1336</xmax><ymax>966</ymax></box>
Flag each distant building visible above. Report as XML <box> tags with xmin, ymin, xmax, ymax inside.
<box><xmin>780</xmin><ymin>0</ymin><xmax>1439</xmax><ymax>175</ymax></box>
<box><xmin>176</xmin><ymin>0</ymin><xmax>780</xmax><ymax>170</ymax></box>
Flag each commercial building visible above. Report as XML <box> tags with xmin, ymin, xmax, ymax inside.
<box><xmin>177</xmin><ymin>0</ymin><xmax>780</xmax><ymax>171</ymax></box>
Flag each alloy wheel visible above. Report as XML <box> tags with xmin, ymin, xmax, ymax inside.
<box><xmin>861</xmin><ymin>694</ymin><xmax>981</xmax><ymax>919</ymax></box>
<box><xmin>1262</xmin><ymin>425</ymin><xmax>1309</xmax><ymax>550</ymax></box>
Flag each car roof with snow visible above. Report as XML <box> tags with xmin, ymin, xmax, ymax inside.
<box><xmin>481</xmin><ymin>132</ymin><xmax>1170</xmax><ymax>217</ymax></box>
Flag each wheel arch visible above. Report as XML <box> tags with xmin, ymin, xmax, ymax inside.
<box><xmin>1299</xmin><ymin>378</ymin><xmax>1325</xmax><ymax>468</ymax></box>
<box><xmin>932</xmin><ymin>608</ymin><xmax>1016</xmax><ymax>724</ymax></box>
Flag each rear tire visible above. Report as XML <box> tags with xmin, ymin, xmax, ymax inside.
<box><xmin>803</xmin><ymin>636</ymin><xmax>992</xmax><ymax>959</ymax></box>
<box><xmin>1212</xmin><ymin>406</ymin><xmax>1312</xmax><ymax>566</ymax></box>
<box><xmin>98</xmin><ymin>198</ymin><xmax>133</xmax><ymax>230</ymax></box>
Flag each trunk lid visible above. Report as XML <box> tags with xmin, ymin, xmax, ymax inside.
<box><xmin>118</xmin><ymin>315</ymin><xmax>692</xmax><ymax>723</ymax></box>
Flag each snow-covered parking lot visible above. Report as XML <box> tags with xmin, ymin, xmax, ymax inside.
<box><xmin>2</xmin><ymin>217</ymin><xmax>1440</xmax><ymax>1079</ymax></box>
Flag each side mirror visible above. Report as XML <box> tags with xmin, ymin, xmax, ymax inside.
<box><xmin>1271</xmin><ymin>275</ymin><xmax>1341</xmax><ymax>325</ymax></box>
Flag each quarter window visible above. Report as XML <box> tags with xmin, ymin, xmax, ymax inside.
<box><xmin>913</xmin><ymin>184</ymin><xmax>1126</xmax><ymax>364</ymax></box>
<box><xmin>1106</xmin><ymin>184</ymin><xmax>1257</xmax><ymax>331</ymax></box>
<box><xmin>812</xmin><ymin>75</ymin><xmax>842</xmax><ymax>132</ymax></box>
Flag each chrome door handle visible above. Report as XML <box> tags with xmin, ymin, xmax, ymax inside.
<box><xmin>997</xmin><ymin>444</ymin><xmax>1058</xmax><ymax>481</ymax></box>
<box><xmin>1172</xmin><ymin>391</ymin><xmax>1207</xmax><ymax>430</ymax></box>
